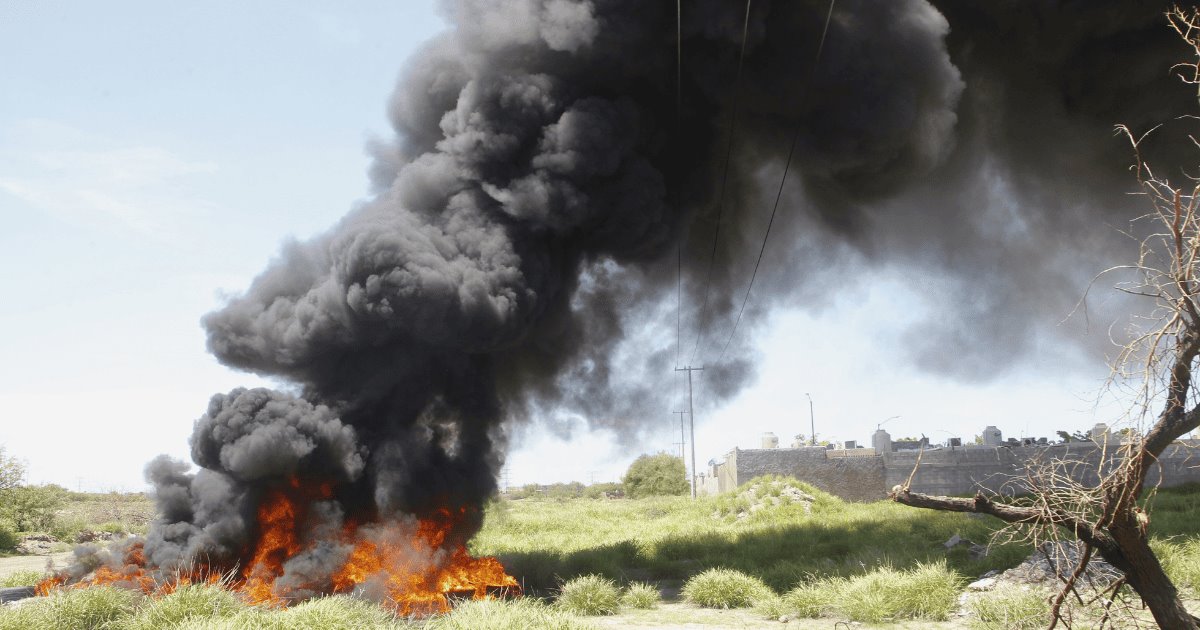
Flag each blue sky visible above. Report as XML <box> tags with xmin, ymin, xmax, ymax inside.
<box><xmin>0</xmin><ymin>1</ymin><xmax>1122</xmax><ymax>492</ymax></box>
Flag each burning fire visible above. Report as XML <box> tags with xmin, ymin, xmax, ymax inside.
<box><xmin>36</xmin><ymin>478</ymin><xmax>519</xmax><ymax>616</ymax></box>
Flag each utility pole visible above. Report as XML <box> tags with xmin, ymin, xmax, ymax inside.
<box><xmin>673</xmin><ymin>411</ymin><xmax>687</xmax><ymax>459</ymax></box>
<box><xmin>806</xmin><ymin>392</ymin><xmax>816</xmax><ymax>446</ymax></box>
<box><xmin>675</xmin><ymin>365</ymin><xmax>704</xmax><ymax>498</ymax></box>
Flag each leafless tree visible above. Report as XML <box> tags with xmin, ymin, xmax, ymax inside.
<box><xmin>892</xmin><ymin>7</ymin><xmax>1200</xmax><ymax>629</ymax></box>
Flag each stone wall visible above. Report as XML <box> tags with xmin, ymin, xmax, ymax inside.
<box><xmin>716</xmin><ymin>440</ymin><xmax>1200</xmax><ymax>501</ymax></box>
<box><xmin>721</xmin><ymin>447</ymin><xmax>886</xmax><ymax>502</ymax></box>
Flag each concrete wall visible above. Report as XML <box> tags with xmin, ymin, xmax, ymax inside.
<box><xmin>715</xmin><ymin>440</ymin><xmax>1200</xmax><ymax>501</ymax></box>
<box><xmin>720</xmin><ymin>447</ymin><xmax>886</xmax><ymax>502</ymax></box>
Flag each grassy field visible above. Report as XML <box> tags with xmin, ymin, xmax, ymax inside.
<box><xmin>471</xmin><ymin>478</ymin><xmax>1028</xmax><ymax>593</ymax></box>
<box><xmin>0</xmin><ymin>490</ymin><xmax>154</xmax><ymax>557</ymax></box>
<box><xmin>3</xmin><ymin>478</ymin><xmax>1200</xmax><ymax>628</ymax></box>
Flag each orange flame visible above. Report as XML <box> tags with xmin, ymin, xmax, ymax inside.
<box><xmin>36</xmin><ymin>478</ymin><xmax>519</xmax><ymax>616</ymax></box>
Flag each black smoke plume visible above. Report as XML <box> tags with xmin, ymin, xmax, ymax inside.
<box><xmin>115</xmin><ymin>0</ymin><xmax>1196</xmax><ymax>586</ymax></box>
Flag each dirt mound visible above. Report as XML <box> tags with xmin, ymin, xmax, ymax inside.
<box><xmin>714</xmin><ymin>478</ymin><xmax>816</xmax><ymax>520</ymax></box>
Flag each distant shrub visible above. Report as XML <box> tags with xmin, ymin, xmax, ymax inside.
<box><xmin>544</xmin><ymin>482</ymin><xmax>587</xmax><ymax>500</ymax></box>
<box><xmin>967</xmin><ymin>585</ymin><xmax>1049</xmax><ymax>629</ymax></box>
<box><xmin>621</xmin><ymin>582</ymin><xmax>660</xmax><ymax>609</ymax></box>
<box><xmin>49</xmin><ymin>515</ymin><xmax>88</xmax><ymax>543</ymax></box>
<box><xmin>682</xmin><ymin>568</ymin><xmax>774</xmax><ymax>608</ymax></box>
<box><xmin>0</xmin><ymin>520</ymin><xmax>18</xmax><ymax>552</ymax></box>
<box><xmin>557</xmin><ymin>574</ymin><xmax>621</xmax><ymax>616</ymax></box>
<box><xmin>97</xmin><ymin>521</ymin><xmax>128</xmax><ymax>535</ymax></box>
<box><xmin>622</xmin><ymin>453</ymin><xmax>688</xmax><ymax>499</ymax></box>
<box><xmin>3</xmin><ymin>485</ymin><xmax>68</xmax><ymax>532</ymax></box>
<box><xmin>583</xmin><ymin>482</ymin><xmax>623</xmax><ymax>500</ymax></box>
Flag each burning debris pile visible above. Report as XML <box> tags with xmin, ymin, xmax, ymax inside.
<box><xmin>38</xmin><ymin>392</ymin><xmax>519</xmax><ymax>614</ymax></box>
<box><xmin>32</xmin><ymin>0</ymin><xmax>1195</xmax><ymax>615</ymax></box>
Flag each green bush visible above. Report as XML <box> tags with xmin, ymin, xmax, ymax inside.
<box><xmin>97</xmin><ymin>522</ymin><xmax>129</xmax><ymax>535</ymax></box>
<box><xmin>0</xmin><ymin>570</ymin><xmax>45</xmax><ymax>588</ymax></box>
<box><xmin>543</xmin><ymin>483</ymin><xmax>587</xmax><ymax>501</ymax></box>
<box><xmin>681</xmin><ymin>568</ymin><xmax>774</xmax><ymax>608</ymax></box>
<box><xmin>50</xmin><ymin>515</ymin><xmax>89</xmax><ymax>543</ymax></box>
<box><xmin>0</xmin><ymin>585</ymin><xmax>136</xmax><ymax>630</ymax></box>
<box><xmin>0</xmin><ymin>520</ymin><xmax>18</xmax><ymax>552</ymax></box>
<box><xmin>621</xmin><ymin>453</ymin><xmax>688</xmax><ymax>499</ymax></box>
<box><xmin>968</xmin><ymin>585</ymin><xmax>1049</xmax><ymax>629</ymax></box>
<box><xmin>426</xmin><ymin>598</ymin><xmax>595</xmax><ymax>630</ymax></box>
<box><xmin>556</xmin><ymin>574</ymin><xmax>621</xmax><ymax>616</ymax></box>
<box><xmin>620</xmin><ymin>582</ymin><xmax>659</xmax><ymax>609</ymax></box>
<box><xmin>3</xmin><ymin>485</ymin><xmax>68</xmax><ymax>532</ymax></box>
<box><xmin>582</xmin><ymin>482</ymin><xmax>622</xmax><ymax>500</ymax></box>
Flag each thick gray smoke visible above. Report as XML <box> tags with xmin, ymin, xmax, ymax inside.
<box><xmin>129</xmin><ymin>0</ymin><xmax>1195</xmax><ymax>580</ymax></box>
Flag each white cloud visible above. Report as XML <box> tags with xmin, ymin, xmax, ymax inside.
<box><xmin>0</xmin><ymin>121</ymin><xmax>220</xmax><ymax>240</ymax></box>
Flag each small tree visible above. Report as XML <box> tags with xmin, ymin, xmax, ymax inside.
<box><xmin>892</xmin><ymin>9</ymin><xmax>1200</xmax><ymax>627</ymax></box>
<box><xmin>622</xmin><ymin>453</ymin><xmax>688</xmax><ymax>498</ymax></box>
<box><xmin>0</xmin><ymin>445</ymin><xmax>25</xmax><ymax>494</ymax></box>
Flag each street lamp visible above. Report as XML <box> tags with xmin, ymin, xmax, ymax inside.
<box><xmin>805</xmin><ymin>393</ymin><xmax>815</xmax><ymax>446</ymax></box>
<box><xmin>878</xmin><ymin>415</ymin><xmax>900</xmax><ymax>431</ymax></box>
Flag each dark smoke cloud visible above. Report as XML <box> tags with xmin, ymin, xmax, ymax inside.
<box><xmin>129</xmin><ymin>0</ymin><xmax>1198</xmax><ymax>577</ymax></box>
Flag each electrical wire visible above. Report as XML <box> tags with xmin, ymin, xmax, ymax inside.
<box><xmin>713</xmin><ymin>0</ymin><xmax>838</xmax><ymax>368</ymax></box>
<box><xmin>687</xmin><ymin>0</ymin><xmax>754</xmax><ymax>366</ymax></box>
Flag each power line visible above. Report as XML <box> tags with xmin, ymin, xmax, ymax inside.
<box><xmin>673</xmin><ymin>0</ymin><xmax>685</xmax><ymax>424</ymax></box>
<box><xmin>675</xmin><ymin>0</ymin><xmax>683</xmax><ymax>368</ymax></box>
<box><xmin>713</xmin><ymin>0</ymin><xmax>838</xmax><ymax>368</ymax></box>
<box><xmin>687</xmin><ymin>0</ymin><xmax>754</xmax><ymax>366</ymax></box>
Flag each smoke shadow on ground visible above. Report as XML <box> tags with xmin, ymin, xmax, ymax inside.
<box><xmin>488</xmin><ymin>515</ymin><xmax>1031</xmax><ymax>594</ymax></box>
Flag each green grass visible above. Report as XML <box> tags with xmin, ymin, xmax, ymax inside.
<box><xmin>425</xmin><ymin>598</ymin><xmax>594</xmax><ymax>630</ymax></box>
<box><xmin>681</xmin><ymin>568</ymin><xmax>773</xmax><ymax>608</ymax></box>
<box><xmin>0</xmin><ymin>570</ymin><xmax>45</xmax><ymax>588</ymax></box>
<box><xmin>967</xmin><ymin>584</ymin><xmax>1049</xmax><ymax>630</ymax></box>
<box><xmin>7</xmin><ymin>483</ymin><xmax>1200</xmax><ymax>628</ymax></box>
<box><xmin>836</xmin><ymin>561</ymin><xmax>963</xmax><ymax>622</ymax></box>
<box><xmin>779</xmin><ymin>581</ymin><xmax>831</xmax><ymax>618</ymax></box>
<box><xmin>244</xmin><ymin>595</ymin><xmax>406</xmax><ymax>630</ymax></box>
<box><xmin>555</xmin><ymin>574</ymin><xmax>621</xmax><ymax>616</ymax></box>
<box><xmin>620</xmin><ymin>582</ymin><xmax>660</xmax><ymax>609</ymax></box>
<box><xmin>0</xmin><ymin>585</ymin><xmax>138</xmax><ymax>630</ymax></box>
<box><xmin>121</xmin><ymin>583</ymin><xmax>244</xmax><ymax>630</ymax></box>
<box><xmin>474</xmin><ymin>482</ymin><xmax>1026</xmax><ymax>592</ymax></box>
<box><xmin>777</xmin><ymin>561</ymin><xmax>962</xmax><ymax>622</ymax></box>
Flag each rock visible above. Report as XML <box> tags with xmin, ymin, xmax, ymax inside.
<box><xmin>15</xmin><ymin>534</ymin><xmax>59</xmax><ymax>555</ymax></box>
<box><xmin>967</xmin><ymin>577</ymin><xmax>997</xmax><ymax>591</ymax></box>
<box><xmin>76</xmin><ymin>530</ymin><xmax>120</xmax><ymax>544</ymax></box>
<box><xmin>943</xmin><ymin>534</ymin><xmax>963</xmax><ymax>549</ymax></box>
<box><xmin>778</xmin><ymin>614</ymin><xmax>790</xmax><ymax>622</ymax></box>
<box><xmin>968</xmin><ymin>544</ymin><xmax>989</xmax><ymax>560</ymax></box>
<box><xmin>979</xmin><ymin>569</ymin><xmax>1000</xmax><ymax>579</ymax></box>
<box><xmin>997</xmin><ymin>541</ymin><xmax>1121</xmax><ymax>590</ymax></box>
